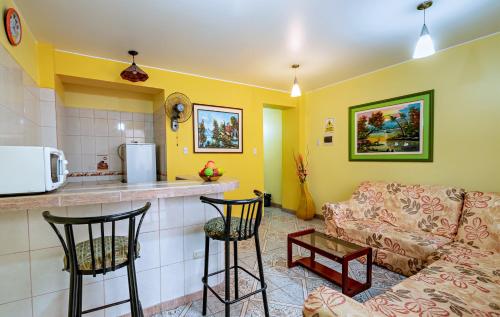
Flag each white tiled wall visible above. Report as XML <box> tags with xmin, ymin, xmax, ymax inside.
<box><xmin>56</xmin><ymin>106</ymin><xmax>154</xmax><ymax>182</ymax></box>
<box><xmin>0</xmin><ymin>193</ymin><xmax>224</xmax><ymax>317</ymax></box>
<box><xmin>0</xmin><ymin>45</ymin><xmax>57</xmax><ymax>147</ymax></box>
<box><xmin>153</xmin><ymin>107</ymin><xmax>167</xmax><ymax>180</ymax></box>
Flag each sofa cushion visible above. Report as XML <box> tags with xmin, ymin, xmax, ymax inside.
<box><xmin>375</xmin><ymin>249</ymin><xmax>427</xmax><ymax>277</ymax></box>
<box><xmin>428</xmin><ymin>241</ymin><xmax>498</xmax><ymax>269</ymax></box>
<box><xmin>335</xmin><ymin>219</ymin><xmax>451</xmax><ymax>261</ymax></box>
<box><xmin>304</xmin><ymin>259</ymin><xmax>500</xmax><ymax>317</ymax></box>
<box><xmin>364</xmin><ymin>259</ymin><xmax>500</xmax><ymax>317</ymax></box>
<box><xmin>303</xmin><ymin>285</ymin><xmax>374</xmax><ymax>317</ymax></box>
<box><xmin>455</xmin><ymin>191</ymin><xmax>499</xmax><ymax>252</ymax></box>
<box><xmin>350</xmin><ymin>181</ymin><xmax>465</xmax><ymax>239</ymax></box>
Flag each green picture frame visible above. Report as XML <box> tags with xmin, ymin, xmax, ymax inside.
<box><xmin>349</xmin><ymin>90</ymin><xmax>434</xmax><ymax>162</ymax></box>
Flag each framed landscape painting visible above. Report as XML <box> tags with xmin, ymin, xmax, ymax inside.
<box><xmin>349</xmin><ymin>90</ymin><xmax>434</xmax><ymax>162</ymax></box>
<box><xmin>193</xmin><ymin>104</ymin><xmax>243</xmax><ymax>153</ymax></box>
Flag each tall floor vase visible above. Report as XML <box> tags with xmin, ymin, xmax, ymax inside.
<box><xmin>296</xmin><ymin>182</ymin><xmax>316</xmax><ymax>220</ymax></box>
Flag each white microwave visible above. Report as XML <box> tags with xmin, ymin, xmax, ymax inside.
<box><xmin>0</xmin><ymin>146</ymin><xmax>68</xmax><ymax>195</ymax></box>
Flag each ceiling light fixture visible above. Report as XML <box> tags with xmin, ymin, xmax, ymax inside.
<box><xmin>120</xmin><ymin>50</ymin><xmax>149</xmax><ymax>82</ymax></box>
<box><xmin>413</xmin><ymin>1</ymin><xmax>436</xmax><ymax>59</ymax></box>
<box><xmin>290</xmin><ymin>64</ymin><xmax>302</xmax><ymax>97</ymax></box>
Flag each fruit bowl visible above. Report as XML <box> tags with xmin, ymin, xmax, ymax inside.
<box><xmin>199</xmin><ymin>175</ymin><xmax>221</xmax><ymax>182</ymax></box>
<box><xmin>199</xmin><ymin>160</ymin><xmax>224</xmax><ymax>182</ymax></box>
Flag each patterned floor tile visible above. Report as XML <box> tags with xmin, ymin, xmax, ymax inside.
<box><xmin>150</xmin><ymin>207</ymin><xmax>405</xmax><ymax>316</ymax></box>
<box><xmin>151</xmin><ymin>305</ymin><xmax>187</xmax><ymax>317</ymax></box>
<box><xmin>244</xmin><ymin>299</ymin><xmax>302</xmax><ymax>317</ymax></box>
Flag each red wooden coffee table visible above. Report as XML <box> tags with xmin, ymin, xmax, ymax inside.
<box><xmin>287</xmin><ymin>229</ymin><xmax>372</xmax><ymax>297</ymax></box>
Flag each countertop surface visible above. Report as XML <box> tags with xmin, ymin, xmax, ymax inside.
<box><xmin>0</xmin><ymin>177</ymin><xmax>239</xmax><ymax>210</ymax></box>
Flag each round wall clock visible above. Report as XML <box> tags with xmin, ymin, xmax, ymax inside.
<box><xmin>4</xmin><ymin>8</ymin><xmax>22</xmax><ymax>46</ymax></box>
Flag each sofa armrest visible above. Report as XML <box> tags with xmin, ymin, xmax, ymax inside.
<box><xmin>304</xmin><ymin>286</ymin><xmax>373</xmax><ymax>317</ymax></box>
<box><xmin>322</xmin><ymin>201</ymin><xmax>355</xmax><ymax>235</ymax></box>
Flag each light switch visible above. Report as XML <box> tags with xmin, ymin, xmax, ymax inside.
<box><xmin>253</xmin><ymin>148</ymin><xmax>257</xmax><ymax>155</ymax></box>
<box><xmin>183</xmin><ymin>147</ymin><xmax>188</xmax><ymax>154</ymax></box>
<box><xmin>316</xmin><ymin>139</ymin><xmax>320</xmax><ymax>146</ymax></box>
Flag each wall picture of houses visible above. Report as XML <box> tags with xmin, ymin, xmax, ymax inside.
<box><xmin>349</xmin><ymin>90</ymin><xmax>434</xmax><ymax>161</ymax></box>
<box><xmin>193</xmin><ymin>104</ymin><xmax>243</xmax><ymax>153</ymax></box>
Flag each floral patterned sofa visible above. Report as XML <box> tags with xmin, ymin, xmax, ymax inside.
<box><xmin>303</xmin><ymin>185</ymin><xmax>499</xmax><ymax>317</ymax></box>
<box><xmin>322</xmin><ymin>181</ymin><xmax>467</xmax><ymax>276</ymax></box>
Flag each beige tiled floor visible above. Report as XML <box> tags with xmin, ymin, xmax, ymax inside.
<box><xmin>152</xmin><ymin>207</ymin><xmax>405</xmax><ymax>317</ymax></box>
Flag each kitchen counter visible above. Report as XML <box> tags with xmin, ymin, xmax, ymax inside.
<box><xmin>0</xmin><ymin>177</ymin><xmax>238</xmax><ymax>316</ymax></box>
<box><xmin>0</xmin><ymin>178</ymin><xmax>238</xmax><ymax>210</ymax></box>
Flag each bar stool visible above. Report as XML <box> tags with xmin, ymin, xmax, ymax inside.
<box><xmin>43</xmin><ymin>202</ymin><xmax>151</xmax><ymax>317</ymax></box>
<box><xmin>200</xmin><ymin>190</ymin><xmax>269</xmax><ymax>317</ymax></box>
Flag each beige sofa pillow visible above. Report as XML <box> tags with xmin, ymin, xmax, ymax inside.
<box><xmin>455</xmin><ymin>191</ymin><xmax>500</xmax><ymax>252</ymax></box>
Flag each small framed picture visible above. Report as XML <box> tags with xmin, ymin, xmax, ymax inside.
<box><xmin>96</xmin><ymin>155</ymin><xmax>109</xmax><ymax>170</ymax></box>
<box><xmin>193</xmin><ymin>104</ymin><xmax>243</xmax><ymax>153</ymax></box>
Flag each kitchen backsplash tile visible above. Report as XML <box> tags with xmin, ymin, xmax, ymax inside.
<box><xmin>0</xmin><ymin>45</ymin><xmax>161</xmax><ymax>182</ymax></box>
<box><xmin>80</xmin><ymin>117</ymin><xmax>94</xmax><ymax>135</ymax></box>
<box><xmin>0</xmin><ymin>44</ymin><xmax>56</xmax><ymax>147</ymax></box>
<box><xmin>40</xmin><ymin>101</ymin><xmax>57</xmax><ymax>127</ymax></box>
<box><xmin>94</xmin><ymin>109</ymin><xmax>108</xmax><ymax>119</ymax></box>
<box><xmin>107</xmin><ymin>110</ymin><xmax>121</xmax><ymax>120</ymax></box>
<box><xmin>40</xmin><ymin>127</ymin><xmax>57</xmax><ymax>148</ymax></box>
<box><xmin>108</xmin><ymin>119</ymin><xmax>122</xmax><ymax>137</ymax></box>
<box><xmin>58</xmin><ymin>106</ymin><xmax>154</xmax><ymax>181</ymax></box>
<box><xmin>120</xmin><ymin>111</ymin><xmax>133</xmax><ymax>121</ymax></box>
<box><xmin>154</xmin><ymin>106</ymin><xmax>167</xmax><ymax>180</ymax></box>
<box><xmin>95</xmin><ymin>137</ymin><xmax>108</xmax><ymax>155</ymax></box>
<box><xmin>94</xmin><ymin>118</ymin><xmax>108</xmax><ymax>136</ymax></box>
<box><xmin>62</xmin><ymin>106</ymin><xmax>79</xmax><ymax>117</ymax></box>
<box><xmin>78</xmin><ymin>108</ymin><xmax>93</xmax><ymax>118</ymax></box>
<box><xmin>39</xmin><ymin>88</ymin><xmax>55</xmax><ymax>102</ymax></box>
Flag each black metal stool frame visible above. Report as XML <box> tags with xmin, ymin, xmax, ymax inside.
<box><xmin>200</xmin><ymin>190</ymin><xmax>269</xmax><ymax>317</ymax></box>
<box><xmin>43</xmin><ymin>202</ymin><xmax>151</xmax><ymax>317</ymax></box>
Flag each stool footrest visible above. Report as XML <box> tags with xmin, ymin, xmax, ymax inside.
<box><xmin>202</xmin><ymin>265</ymin><xmax>267</xmax><ymax>305</ymax></box>
<box><xmin>82</xmin><ymin>299</ymin><xmax>130</xmax><ymax>314</ymax></box>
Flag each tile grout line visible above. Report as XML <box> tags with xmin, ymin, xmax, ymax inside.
<box><xmin>26</xmin><ymin>208</ymin><xmax>35</xmax><ymax>317</ymax></box>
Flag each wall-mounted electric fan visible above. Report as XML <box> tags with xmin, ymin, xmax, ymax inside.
<box><xmin>164</xmin><ymin>92</ymin><xmax>193</xmax><ymax>131</ymax></box>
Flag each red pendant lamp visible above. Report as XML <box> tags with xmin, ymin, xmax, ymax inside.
<box><xmin>120</xmin><ymin>50</ymin><xmax>149</xmax><ymax>82</ymax></box>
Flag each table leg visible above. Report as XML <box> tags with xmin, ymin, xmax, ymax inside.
<box><xmin>287</xmin><ymin>238</ymin><xmax>293</xmax><ymax>268</ymax></box>
<box><xmin>366</xmin><ymin>248</ymin><xmax>372</xmax><ymax>288</ymax></box>
<box><xmin>341</xmin><ymin>260</ymin><xmax>349</xmax><ymax>295</ymax></box>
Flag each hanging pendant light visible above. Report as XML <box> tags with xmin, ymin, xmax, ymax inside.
<box><xmin>120</xmin><ymin>50</ymin><xmax>149</xmax><ymax>82</ymax></box>
<box><xmin>290</xmin><ymin>64</ymin><xmax>302</xmax><ymax>97</ymax></box>
<box><xmin>413</xmin><ymin>1</ymin><xmax>436</xmax><ymax>59</ymax></box>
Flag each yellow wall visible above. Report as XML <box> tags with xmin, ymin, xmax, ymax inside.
<box><xmin>263</xmin><ymin>108</ymin><xmax>283</xmax><ymax>204</ymax></box>
<box><xmin>63</xmin><ymin>83</ymin><xmax>154</xmax><ymax>113</ymax></box>
<box><xmin>281</xmin><ymin>97</ymin><xmax>307</xmax><ymax>211</ymax></box>
<box><xmin>0</xmin><ymin>0</ymin><xmax>39</xmax><ymax>82</ymax></box>
<box><xmin>305</xmin><ymin>33</ymin><xmax>500</xmax><ymax>213</ymax></box>
<box><xmin>37</xmin><ymin>42</ymin><xmax>55</xmax><ymax>88</ymax></box>
<box><xmin>53</xmin><ymin>50</ymin><xmax>298</xmax><ymax>200</ymax></box>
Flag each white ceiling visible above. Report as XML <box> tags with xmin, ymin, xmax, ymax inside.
<box><xmin>15</xmin><ymin>0</ymin><xmax>500</xmax><ymax>92</ymax></box>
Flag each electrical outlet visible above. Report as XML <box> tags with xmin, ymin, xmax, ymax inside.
<box><xmin>193</xmin><ymin>249</ymin><xmax>204</xmax><ymax>259</ymax></box>
<box><xmin>183</xmin><ymin>147</ymin><xmax>188</xmax><ymax>154</ymax></box>
<box><xmin>253</xmin><ymin>147</ymin><xmax>257</xmax><ymax>155</ymax></box>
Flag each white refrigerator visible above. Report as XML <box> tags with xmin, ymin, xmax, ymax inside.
<box><xmin>122</xmin><ymin>143</ymin><xmax>157</xmax><ymax>183</ymax></box>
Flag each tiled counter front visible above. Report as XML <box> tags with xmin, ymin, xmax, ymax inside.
<box><xmin>0</xmin><ymin>195</ymin><xmax>225</xmax><ymax>317</ymax></box>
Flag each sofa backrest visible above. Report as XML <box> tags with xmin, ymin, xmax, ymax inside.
<box><xmin>455</xmin><ymin>191</ymin><xmax>499</xmax><ymax>252</ymax></box>
<box><xmin>350</xmin><ymin>181</ymin><xmax>465</xmax><ymax>239</ymax></box>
